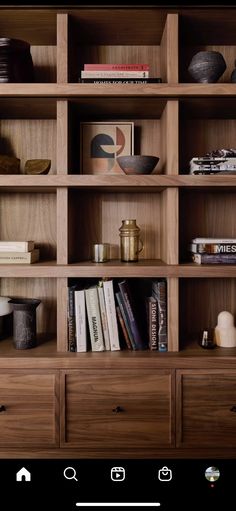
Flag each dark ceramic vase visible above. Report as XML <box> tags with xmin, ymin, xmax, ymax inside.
<box><xmin>9</xmin><ymin>298</ymin><xmax>41</xmax><ymax>349</ymax></box>
<box><xmin>188</xmin><ymin>51</ymin><xmax>226</xmax><ymax>83</ymax></box>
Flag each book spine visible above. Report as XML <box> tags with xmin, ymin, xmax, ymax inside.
<box><xmin>0</xmin><ymin>240</ymin><xmax>34</xmax><ymax>252</ymax></box>
<box><xmin>85</xmin><ymin>288</ymin><xmax>104</xmax><ymax>351</ymax></box>
<box><xmin>190</xmin><ymin>242</ymin><xmax>236</xmax><ymax>254</ymax></box>
<box><xmin>192</xmin><ymin>237</ymin><xmax>236</xmax><ymax>244</ymax></box>
<box><xmin>118</xmin><ymin>280</ymin><xmax>144</xmax><ymax>350</ymax></box>
<box><xmin>97</xmin><ymin>284</ymin><xmax>111</xmax><ymax>351</ymax></box>
<box><xmin>192</xmin><ymin>253</ymin><xmax>236</xmax><ymax>264</ymax></box>
<box><xmin>115</xmin><ymin>291</ymin><xmax>136</xmax><ymax>350</ymax></box>
<box><xmin>116</xmin><ymin>306</ymin><xmax>132</xmax><ymax>349</ymax></box>
<box><xmin>84</xmin><ymin>64</ymin><xmax>150</xmax><ymax>71</ymax></box>
<box><xmin>152</xmin><ymin>280</ymin><xmax>168</xmax><ymax>352</ymax></box>
<box><xmin>79</xmin><ymin>78</ymin><xmax>162</xmax><ymax>84</ymax></box>
<box><xmin>81</xmin><ymin>70</ymin><xmax>149</xmax><ymax>78</ymax></box>
<box><xmin>74</xmin><ymin>290</ymin><xmax>87</xmax><ymax>352</ymax></box>
<box><xmin>147</xmin><ymin>297</ymin><xmax>158</xmax><ymax>351</ymax></box>
<box><xmin>0</xmin><ymin>249</ymin><xmax>39</xmax><ymax>263</ymax></box>
<box><xmin>103</xmin><ymin>280</ymin><xmax>120</xmax><ymax>351</ymax></box>
<box><xmin>68</xmin><ymin>286</ymin><xmax>77</xmax><ymax>352</ymax></box>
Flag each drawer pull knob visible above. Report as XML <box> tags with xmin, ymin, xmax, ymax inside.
<box><xmin>230</xmin><ymin>406</ymin><xmax>236</xmax><ymax>413</ymax></box>
<box><xmin>0</xmin><ymin>405</ymin><xmax>6</xmax><ymax>413</ymax></box>
<box><xmin>112</xmin><ymin>406</ymin><xmax>124</xmax><ymax>413</ymax></box>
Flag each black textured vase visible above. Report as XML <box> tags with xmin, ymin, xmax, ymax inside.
<box><xmin>188</xmin><ymin>51</ymin><xmax>226</xmax><ymax>83</ymax></box>
<box><xmin>9</xmin><ymin>298</ymin><xmax>41</xmax><ymax>349</ymax></box>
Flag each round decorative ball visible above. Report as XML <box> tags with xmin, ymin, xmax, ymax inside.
<box><xmin>188</xmin><ymin>51</ymin><xmax>226</xmax><ymax>83</ymax></box>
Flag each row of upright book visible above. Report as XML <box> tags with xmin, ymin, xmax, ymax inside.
<box><xmin>79</xmin><ymin>63</ymin><xmax>162</xmax><ymax>84</ymax></box>
<box><xmin>68</xmin><ymin>278</ymin><xmax>168</xmax><ymax>352</ymax></box>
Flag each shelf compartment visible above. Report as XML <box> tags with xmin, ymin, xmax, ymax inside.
<box><xmin>0</xmin><ymin>9</ymin><xmax>57</xmax><ymax>83</ymax></box>
<box><xmin>68</xmin><ymin>11</ymin><xmax>178</xmax><ymax>83</ymax></box>
<box><xmin>180</xmin><ymin>189</ymin><xmax>236</xmax><ymax>264</ymax></box>
<box><xmin>0</xmin><ymin>191</ymin><xmax>56</xmax><ymax>263</ymax></box>
<box><xmin>180</xmin><ymin>9</ymin><xmax>236</xmax><ymax>83</ymax></box>
<box><xmin>179</xmin><ymin>277</ymin><xmax>236</xmax><ymax>352</ymax></box>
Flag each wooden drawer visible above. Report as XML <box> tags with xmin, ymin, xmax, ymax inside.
<box><xmin>176</xmin><ymin>370</ymin><xmax>236</xmax><ymax>448</ymax></box>
<box><xmin>61</xmin><ymin>370</ymin><xmax>174</xmax><ymax>452</ymax></box>
<box><xmin>0</xmin><ymin>371</ymin><xmax>59</xmax><ymax>447</ymax></box>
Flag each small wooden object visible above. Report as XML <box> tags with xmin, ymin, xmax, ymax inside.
<box><xmin>24</xmin><ymin>159</ymin><xmax>51</xmax><ymax>175</ymax></box>
<box><xmin>0</xmin><ymin>155</ymin><xmax>20</xmax><ymax>174</ymax></box>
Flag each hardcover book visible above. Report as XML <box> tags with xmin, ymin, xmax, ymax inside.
<box><xmin>81</xmin><ymin>70</ymin><xmax>149</xmax><ymax>78</ymax></box>
<box><xmin>0</xmin><ymin>248</ymin><xmax>39</xmax><ymax>263</ymax></box>
<box><xmin>97</xmin><ymin>281</ymin><xmax>111</xmax><ymax>351</ymax></box>
<box><xmin>74</xmin><ymin>289</ymin><xmax>87</xmax><ymax>352</ymax></box>
<box><xmin>85</xmin><ymin>286</ymin><xmax>105</xmax><ymax>351</ymax></box>
<box><xmin>146</xmin><ymin>296</ymin><xmax>158</xmax><ymax>350</ymax></box>
<box><xmin>103</xmin><ymin>279</ymin><xmax>120</xmax><ymax>351</ymax></box>
<box><xmin>192</xmin><ymin>253</ymin><xmax>236</xmax><ymax>264</ymax></box>
<box><xmin>84</xmin><ymin>64</ymin><xmax>150</xmax><ymax>71</ymax></box>
<box><xmin>116</xmin><ymin>306</ymin><xmax>132</xmax><ymax>350</ymax></box>
<box><xmin>0</xmin><ymin>240</ymin><xmax>34</xmax><ymax>252</ymax></box>
<box><xmin>67</xmin><ymin>285</ymin><xmax>77</xmax><ymax>352</ymax></box>
<box><xmin>79</xmin><ymin>78</ymin><xmax>162</xmax><ymax>84</ymax></box>
<box><xmin>190</xmin><ymin>242</ymin><xmax>236</xmax><ymax>254</ymax></box>
<box><xmin>152</xmin><ymin>280</ymin><xmax>168</xmax><ymax>352</ymax></box>
<box><xmin>118</xmin><ymin>280</ymin><xmax>145</xmax><ymax>350</ymax></box>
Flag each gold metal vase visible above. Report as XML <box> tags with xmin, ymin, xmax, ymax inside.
<box><xmin>119</xmin><ymin>219</ymin><xmax>144</xmax><ymax>262</ymax></box>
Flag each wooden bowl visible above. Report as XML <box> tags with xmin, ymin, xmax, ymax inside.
<box><xmin>117</xmin><ymin>155</ymin><xmax>160</xmax><ymax>175</ymax></box>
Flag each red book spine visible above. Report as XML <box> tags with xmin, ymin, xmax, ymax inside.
<box><xmin>84</xmin><ymin>64</ymin><xmax>149</xmax><ymax>71</ymax></box>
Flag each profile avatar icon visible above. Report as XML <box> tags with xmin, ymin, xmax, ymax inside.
<box><xmin>205</xmin><ymin>466</ymin><xmax>220</xmax><ymax>482</ymax></box>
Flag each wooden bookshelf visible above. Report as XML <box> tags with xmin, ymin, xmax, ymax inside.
<box><xmin>0</xmin><ymin>5</ymin><xmax>236</xmax><ymax>458</ymax></box>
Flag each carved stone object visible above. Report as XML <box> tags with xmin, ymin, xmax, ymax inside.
<box><xmin>9</xmin><ymin>298</ymin><xmax>41</xmax><ymax>349</ymax></box>
<box><xmin>24</xmin><ymin>159</ymin><xmax>51</xmax><ymax>175</ymax></box>
<box><xmin>0</xmin><ymin>154</ymin><xmax>20</xmax><ymax>174</ymax></box>
<box><xmin>214</xmin><ymin>310</ymin><xmax>236</xmax><ymax>348</ymax></box>
<box><xmin>188</xmin><ymin>51</ymin><xmax>226</xmax><ymax>83</ymax></box>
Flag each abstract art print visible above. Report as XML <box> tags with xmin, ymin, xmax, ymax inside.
<box><xmin>80</xmin><ymin>121</ymin><xmax>134</xmax><ymax>174</ymax></box>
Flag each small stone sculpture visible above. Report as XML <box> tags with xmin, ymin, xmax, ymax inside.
<box><xmin>188</xmin><ymin>50</ymin><xmax>226</xmax><ymax>83</ymax></box>
<box><xmin>0</xmin><ymin>154</ymin><xmax>20</xmax><ymax>174</ymax></box>
<box><xmin>24</xmin><ymin>159</ymin><xmax>51</xmax><ymax>175</ymax></box>
<box><xmin>214</xmin><ymin>311</ymin><xmax>236</xmax><ymax>348</ymax></box>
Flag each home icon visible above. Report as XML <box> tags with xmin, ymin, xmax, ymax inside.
<box><xmin>16</xmin><ymin>467</ymin><xmax>31</xmax><ymax>482</ymax></box>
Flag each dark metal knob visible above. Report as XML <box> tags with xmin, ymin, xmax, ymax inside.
<box><xmin>230</xmin><ymin>405</ymin><xmax>236</xmax><ymax>413</ymax></box>
<box><xmin>0</xmin><ymin>405</ymin><xmax>6</xmax><ymax>413</ymax></box>
<box><xmin>112</xmin><ymin>406</ymin><xmax>124</xmax><ymax>413</ymax></box>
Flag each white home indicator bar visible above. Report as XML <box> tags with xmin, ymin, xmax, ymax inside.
<box><xmin>76</xmin><ymin>504</ymin><xmax>161</xmax><ymax>507</ymax></box>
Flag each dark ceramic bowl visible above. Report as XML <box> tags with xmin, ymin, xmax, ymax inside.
<box><xmin>117</xmin><ymin>155</ymin><xmax>160</xmax><ymax>175</ymax></box>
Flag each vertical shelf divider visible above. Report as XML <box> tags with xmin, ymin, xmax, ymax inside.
<box><xmin>160</xmin><ymin>13</ymin><xmax>179</xmax><ymax>84</ymax></box>
<box><xmin>57</xmin><ymin>13</ymin><xmax>68</xmax><ymax>83</ymax></box>
<box><xmin>161</xmin><ymin>100</ymin><xmax>179</xmax><ymax>176</ymax></box>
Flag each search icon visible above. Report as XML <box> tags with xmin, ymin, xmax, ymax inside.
<box><xmin>63</xmin><ymin>466</ymin><xmax>78</xmax><ymax>482</ymax></box>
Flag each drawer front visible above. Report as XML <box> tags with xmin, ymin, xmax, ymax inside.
<box><xmin>0</xmin><ymin>371</ymin><xmax>59</xmax><ymax>447</ymax></box>
<box><xmin>177</xmin><ymin>370</ymin><xmax>236</xmax><ymax>448</ymax></box>
<box><xmin>61</xmin><ymin>370</ymin><xmax>173</xmax><ymax>451</ymax></box>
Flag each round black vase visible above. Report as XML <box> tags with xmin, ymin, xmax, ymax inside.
<box><xmin>188</xmin><ymin>50</ymin><xmax>226</xmax><ymax>83</ymax></box>
<box><xmin>9</xmin><ymin>298</ymin><xmax>41</xmax><ymax>349</ymax></box>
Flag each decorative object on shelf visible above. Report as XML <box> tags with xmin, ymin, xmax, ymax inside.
<box><xmin>24</xmin><ymin>159</ymin><xmax>51</xmax><ymax>175</ymax></box>
<box><xmin>92</xmin><ymin>243</ymin><xmax>110</xmax><ymax>263</ymax></box>
<box><xmin>9</xmin><ymin>298</ymin><xmax>41</xmax><ymax>350</ymax></box>
<box><xmin>188</xmin><ymin>50</ymin><xmax>226</xmax><ymax>83</ymax></box>
<box><xmin>0</xmin><ymin>154</ymin><xmax>20</xmax><ymax>174</ymax></box>
<box><xmin>117</xmin><ymin>155</ymin><xmax>160</xmax><ymax>175</ymax></box>
<box><xmin>199</xmin><ymin>330</ymin><xmax>216</xmax><ymax>349</ymax></box>
<box><xmin>214</xmin><ymin>311</ymin><xmax>236</xmax><ymax>348</ymax></box>
<box><xmin>119</xmin><ymin>219</ymin><xmax>144</xmax><ymax>262</ymax></box>
<box><xmin>80</xmin><ymin>121</ymin><xmax>134</xmax><ymax>174</ymax></box>
<box><xmin>0</xmin><ymin>38</ymin><xmax>34</xmax><ymax>82</ymax></box>
<box><xmin>0</xmin><ymin>297</ymin><xmax>13</xmax><ymax>340</ymax></box>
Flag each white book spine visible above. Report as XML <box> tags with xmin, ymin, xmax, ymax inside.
<box><xmin>74</xmin><ymin>290</ymin><xmax>87</xmax><ymax>352</ymax></box>
<box><xmin>0</xmin><ymin>241</ymin><xmax>34</xmax><ymax>252</ymax></box>
<box><xmin>192</xmin><ymin>237</ymin><xmax>236</xmax><ymax>244</ymax></box>
<box><xmin>103</xmin><ymin>280</ymin><xmax>120</xmax><ymax>351</ymax></box>
<box><xmin>81</xmin><ymin>70</ymin><xmax>149</xmax><ymax>78</ymax></box>
<box><xmin>85</xmin><ymin>288</ymin><xmax>104</xmax><ymax>351</ymax></box>
<box><xmin>97</xmin><ymin>285</ymin><xmax>111</xmax><ymax>351</ymax></box>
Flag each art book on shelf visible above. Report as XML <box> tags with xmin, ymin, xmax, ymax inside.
<box><xmin>192</xmin><ymin>253</ymin><xmax>236</xmax><ymax>264</ymax></box>
<box><xmin>79</xmin><ymin>78</ymin><xmax>162</xmax><ymax>84</ymax></box>
<box><xmin>115</xmin><ymin>291</ymin><xmax>136</xmax><ymax>350</ymax></box>
<box><xmin>152</xmin><ymin>279</ymin><xmax>168</xmax><ymax>352</ymax></box>
<box><xmin>118</xmin><ymin>280</ymin><xmax>145</xmax><ymax>350</ymax></box>
<box><xmin>116</xmin><ymin>306</ymin><xmax>132</xmax><ymax>350</ymax></box>
<box><xmin>74</xmin><ymin>289</ymin><xmax>87</xmax><ymax>352</ymax></box>
<box><xmin>146</xmin><ymin>296</ymin><xmax>158</xmax><ymax>351</ymax></box>
<box><xmin>67</xmin><ymin>285</ymin><xmax>77</xmax><ymax>352</ymax></box>
<box><xmin>85</xmin><ymin>286</ymin><xmax>105</xmax><ymax>351</ymax></box>
<box><xmin>190</xmin><ymin>242</ymin><xmax>236</xmax><ymax>254</ymax></box>
<box><xmin>103</xmin><ymin>279</ymin><xmax>120</xmax><ymax>351</ymax></box>
<box><xmin>0</xmin><ymin>248</ymin><xmax>39</xmax><ymax>264</ymax></box>
<box><xmin>84</xmin><ymin>64</ymin><xmax>150</xmax><ymax>71</ymax></box>
<box><xmin>0</xmin><ymin>240</ymin><xmax>34</xmax><ymax>252</ymax></box>
<box><xmin>81</xmin><ymin>70</ymin><xmax>149</xmax><ymax>78</ymax></box>
<box><xmin>97</xmin><ymin>280</ymin><xmax>111</xmax><ymax>351</ymax></box>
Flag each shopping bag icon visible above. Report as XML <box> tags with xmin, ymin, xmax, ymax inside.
<box><xmin>158</xmin><ymin>466</ymin><xmax>172</xmax><ymax>482</ymax></box>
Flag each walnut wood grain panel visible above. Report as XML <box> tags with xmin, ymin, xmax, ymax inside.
<box><xmin>161</xmin><ymin>188</ymin><xmax>178</xmax><ymax>264</ymax></box>
<box><xmin>0</xmin><ymin>278</ymin><xmax>57</xmax><ymax>335</ymax></box>
<box><xmin>31</xmin><ymin>46</ymin><xmax>56</xmax><ymax>83</ymax></box>
<box><xmin>176</xmin><ymin>370</ymin><xmax>236</xmax><ymax>448</ymax></box>
<box><xmin>61</xmin><ymin>370</ymin><xmax>173</xmax><ymax>450</ymax></box>
<box><xmin>160</xmin><ymin>14</ymin><xmax>178</xmax><ymax>83</ymax></box>
<box><xmin>161</xmin><ymin>101</ymin><xmax>179</xmax><ymax>176</ymax></box>
<box><xmin>57</xmin><ymin>278</ymin><xmax>68</xmax><ymax>352</ymax></box>
<box><xmin>0</xmin><ymin>371</ymin><xmax>59</xmax><ymax>447</ymax></box>
<box><xmin>57</xmin><ymin>14</ymin><xmax>68</xmax><ymax>83</ymax></box>
<box><xmin>0</xmin><ymin>192</ymin><xmax>56</xmax><ymax>260</ymax></box>
<box><xmin>69</xmin><ymin>190</ymin><xmax>162</xmax><ymax>262</ymax></box>
<box><xmin>0</xmin><ymin>9</ymin><xmax>57</xmax><ymax>45</ymax></box>
<box><xmin>0</xmin><ymin>119</ymin><xmax>57</xmax><ymax>174</ymax></box>
<box><xmin>57</xmin><ymin>101</ymin><xmax>68</xmax><ymax>174</ymax></box>
<box><xmin>57</xmin><ymin>189</ymin><xmax>68</xmax><ymax>264</ymax></box>
<box><xmin>134</xmin><ymin>119</ymin><xmax>162</xmax><ymax>174</ymax></box>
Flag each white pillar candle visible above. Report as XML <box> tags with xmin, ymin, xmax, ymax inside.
<box><xmin>0</xmin><ymin>297</ymin><xmax>13</xmax><ymax>316</ymax></box>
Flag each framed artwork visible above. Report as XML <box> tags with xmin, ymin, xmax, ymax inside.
<box><xmin>80</xmin><ymin>121</ymin><xmax>134</xmax><ymax>174</ymax></box>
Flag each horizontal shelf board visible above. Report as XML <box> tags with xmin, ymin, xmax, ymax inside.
<box><xmin>0</xmin><ymin>261</ymin><xmax>59</xmax><ymax>277</ymax></box>
<box><xmin>178</xmin><ymin>264</ymin><xmax>236</xmax><ymax>277</ymax></box>
<box><xmin>1</xmin><ymin>83</ymin><xmax>236</xmax><ymax>97</ymax></box>
<box><xmin>68</xmin><ymin>259</ymin><xmax>168</xmax><ymax>277</ymax></box>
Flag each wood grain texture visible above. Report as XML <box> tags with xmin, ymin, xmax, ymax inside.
<box><xmin>31</xmin><ymin>46</ymin><xmax>56</xmax><ymax>83</ymax></box>
<box><xmin>0</xmin><ymin>370</ymin><xmax>59</xmax><ymax>447</ymax></box>
<box><xmin>176</xmin><ymin>370</ymin><xmax>236</xmax><ymax>448</ymax></box>
<box><xmin>160</xmin><ymin>14</ymin><xmax>178</xmax><ymax>83</ymax></box>
<box><xmin>57</xmin><ymin>189</ymin><xmax>68</xmax><ymax>264</ymax></box>
<box><xmin>57</xmin><ymin>101</ymin><xmax>68</xmax><ymax>174</ymax></box>
<box><xmin>61</xmin><ymin>370</ymin><xmax>173</xmax><ymax>449</ymax></box>
<box><xmin>161</xmin><ymin>188</ymin><xmax>178</xmax><ymax>264</ymax></box>
<box><xmin>57</xmin><ymin>14</ymin><xmax>68</xmax><ymax>83</ymax></box>
<box><xmin>161</xmin><ymin>101</ymin><xmax>179</xmax><ymax>176</ymax></box>
<box><xmin>0</xmin><ymin>119</ymin><xmax>56</xmax><ymax>174</ymax></box>
<box><xmin>57</xmin><ymin>278</ymin><xmax>68</xmax><ymax>352</ymax></box>
<box><xmin>181</xmin><ymin>45</ymin><xmax>236</xmax><ymax>84</ymax></box>
<box><xmin>0</xmin><ymin>9</ymin><xmax>57</xmax><ymax>45</ymax></box>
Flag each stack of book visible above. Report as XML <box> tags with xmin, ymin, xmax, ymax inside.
<box><xmin>67</xmin><ymin>278</ymin><xmax>168</xmax><ymax>352</ymax></box>
<box><xmin>79</xmin><ymin>64</ymin><xmax>162</xmax><ymax>84</ymax></box>
<box><xmin>190</xmin><ymin>237</ymin><xmax>236</xmax><ymax>264</ymax></box>
<box><xmin>0</xmin><ymin>241</ymin><xmax>39</xmax><ymax>264</ymax></box>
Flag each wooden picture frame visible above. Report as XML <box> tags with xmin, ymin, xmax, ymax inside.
<box><xmin>80</xmin><ymin>121</ymin><xmax>134</xmax><ymax>174</ymax></box>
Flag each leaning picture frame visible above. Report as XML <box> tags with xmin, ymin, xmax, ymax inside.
<box><xmin>80</xmin><ymin>121</ymin><xmax>134</xmax><ymax>174</ymax></box>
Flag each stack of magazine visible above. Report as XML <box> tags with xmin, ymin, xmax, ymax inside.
<box><xmin>67</xmin><ymin>278</ymin><xmax>167</xmax><ymax>352</ymax></box>
<box><xmin>79</xmin><ymin>63</ymin><xmax>162</xmax><ymax>84</ymax></box>
<box><xmin>190</xmin><ymin>237</ymin><xmax>236</xmax><ymax>264</ymax></box>
<box><xmin>0</xmin><ymin>240</ymin><xmax>39</xmax><ymax>264</ymax></box>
